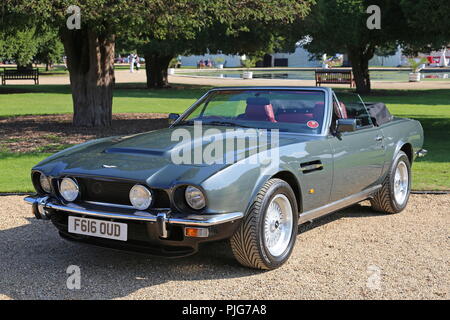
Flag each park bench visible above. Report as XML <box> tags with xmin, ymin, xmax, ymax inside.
<box><xmin>315</xmin><ymin>69</ymin><xmax>354</xmax><ymax>88</ymax></box>
<box><xmin>1</xmin><ymin>68</ymin><xmax>40</xmax><ymax>85</ymax></box>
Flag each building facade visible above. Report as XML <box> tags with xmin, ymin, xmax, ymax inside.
<box><xmin>179</xmin><ymin>46</ymin><xmax>405</xmax><ymax>68</ymax></box>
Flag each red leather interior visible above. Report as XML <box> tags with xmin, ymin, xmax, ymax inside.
<box><xmin>339</xmin><ymin>102</ymin><xmax>348</xmax><ymax>119</ymax></box>
<box><xmin>277</xmin><ymin>113</ymin><xmax>313</xmax><ymax>123</ymax></box>
<box><xmin>313</xmin><ymin>102</ymin><xmax>325</xmax><ymax>121</ymax></box>
<box><xmin>243</xmin><ymin>98</ymin><xmax>276</xmax><ymax>122</ymax></box>
<box><xmin>240</xmin><ymin>98</ymin><xmax>326</xmax><ymax>125</ymax></box>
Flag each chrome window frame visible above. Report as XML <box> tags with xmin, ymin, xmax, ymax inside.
<box><xmin>333</xmin><ymin>91</ymin><xmax>375</xmax><ymax>131</ymax></box>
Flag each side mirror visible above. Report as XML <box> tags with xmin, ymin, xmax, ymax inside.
<box><xmin>336</xmin><ymin>118</ymin><xmax>357</xmax><ymax>133</ymax></box>
<box><xmin>168</xmin><ymin>113</ymin><xmax>180</xmax><ymax>125</ymax></box>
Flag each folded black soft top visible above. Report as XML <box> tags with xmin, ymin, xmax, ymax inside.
<box><xmin>365</xmin><ymin>102</ymin><xmax>394</xmax><ymax>126</ymax></box>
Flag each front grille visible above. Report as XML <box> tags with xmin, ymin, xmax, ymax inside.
<box><xmin>65</xmin><ymin>177</ymin><xmax>171</xmax><ymax>209</ymax></box>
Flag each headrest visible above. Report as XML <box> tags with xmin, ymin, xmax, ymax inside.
<box><xmin>247</xmin><ymin>97</ymin><xmax>270</xmax><ymax>105</ymax></box>
<box><xmin>314</xmin><ymin>102</ymin><xmax>325</xmax><ymax>108</ymax></box>
<box><xmin>244</xmin><ymin>102</ymin><xmax>276</xmax><ymax>122</ymax></box>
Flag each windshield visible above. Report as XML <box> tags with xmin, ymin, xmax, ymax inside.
<box><xmin>177</xmin><ymin>89</ymin><xmax>327</xmax><ymax>134</ymax></box>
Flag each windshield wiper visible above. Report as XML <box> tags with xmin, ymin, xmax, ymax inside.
<box><xmin>174</xmin><ymin>120</ymin><xmax>255</xmax><ymax>129</ymax></box>
<box><xmin>173</xmin><ymin>120</ymin><xmax>194</xmax><ymax>126</ymax></box>
<box><xmin>205</xmin><ymin>121</ymin><xmax>254</xmax><ymax>128</ymax></box>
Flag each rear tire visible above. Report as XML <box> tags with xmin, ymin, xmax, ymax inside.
<box><xmin>230</xmin><ymin>178</ymin><xmax>298</xmax><ymax>270</ymax></box>
<box><xmin>370</xmin><ymin>151</ymin><xmax>411</xmax><ymax>214</ymax></box>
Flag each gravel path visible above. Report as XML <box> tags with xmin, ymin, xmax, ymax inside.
<box><xmin>0</xmin><ymin>195</ymin><xmax>448</xmax><ymax>300</ymax></box>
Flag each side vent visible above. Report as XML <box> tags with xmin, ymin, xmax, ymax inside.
<box><xmin>300</xmin><ymin>160</ymin><xmax>323</xmax><ymax>174</ymax></box>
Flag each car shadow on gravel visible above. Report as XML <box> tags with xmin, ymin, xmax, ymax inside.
<box><xmin>0</xmin><ymin>217</ymin><xmax>259</xmax><ymax>300</ymax></box>
<box><xmin>0</xmin><ymin>203</ymin><xmax>380</xmax><ymax>300</ymax></box>
<box><xmin>298</xmin><ymin>202</ymin><xmax>382</xmax><ymax>233</ymax></box>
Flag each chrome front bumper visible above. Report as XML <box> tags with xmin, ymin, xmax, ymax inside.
<box><xmin>24</xmin><ymin>196</ymin><xmax>243</xmax><ymax>237</ymax></box>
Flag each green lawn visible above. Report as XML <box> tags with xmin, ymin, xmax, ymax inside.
<box><xmin>0</xmin><ymin>152</ymin><xmax>51</xmax><ymax>192</ymax></box>
<box><xmin>0</xmin><ymin>84</ymin><xmax>205</xmax><ymax>116</ymax></box>
<box><xmin>0</xmin><ymin>85</ymin><xmax>449</xmax><ymax>192</ymax></box>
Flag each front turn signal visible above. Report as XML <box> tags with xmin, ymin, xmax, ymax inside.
<box><xmin>185</xmin><ymin>227</ymin><xmax>209</xmax><ymax>238</ymax></box>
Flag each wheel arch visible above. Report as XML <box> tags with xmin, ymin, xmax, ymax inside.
<box><xmin>271</xmin><ymin>171</ymin><xmax>303</xmax><ymax>213</ymax></box>
<box><xmin>371</xmin><ymin>142</ymin><xmax>412</xmax><ymax>215</ymax></box>
<box><xmin>400</xmin><ymin>143</ymin><xmax>413</xmax><ymax>165</ymax></box>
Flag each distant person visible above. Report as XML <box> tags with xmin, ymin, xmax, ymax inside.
<box><xmin>129</xmin><ymin>53</ymin><xmax>136</xmax><ymax>73</ymax></box>
<box><xmin>135</xmin><ymin>55</ymin><xmax>141</xmax><ymax>71</ymax></box>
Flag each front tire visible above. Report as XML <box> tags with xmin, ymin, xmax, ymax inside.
<box><xmin>230</xmin><ymin>179</ymin><xmax>298</xmax><ymax>270</ymax></box>
<box><xmin>370</xmin><ymin>151</ymin><xmax>411</xmax><ymax>214</ymax></box>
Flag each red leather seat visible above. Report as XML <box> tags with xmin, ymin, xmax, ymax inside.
<box><xmin>313</xmin><ymin>102</ymin><xmax>325</xmax><ymax>121</ymax></box>
<box><xmin>339</xmin><ymin>102</ymin><xmax>348</xmax><ymax>119</ymax></box>
<box><xmin>277</xmin><ymin>113</ymin><xmax>313</xmax><ymax>123</ymax></box>
<box><xmin>333</xmin><ymin>101</ymin><xmax>348</xmax><ymax>119</ymax></box>
<box><xmin>242</xmin><ymin>97</ymin><xmax>276</xmax><ymax>122</ymax></box>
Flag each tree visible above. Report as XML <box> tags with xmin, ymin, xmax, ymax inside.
<box><xmin>7</xmin><ymin>0</ymin><xmax>311</xmax><ymax>126</ymax></box>
<box><xmin>5</xmin><ymin>1</ymin><xmax>121</xmax><ymax>126</ymax></box>
<box><xmin>0</xmin><ymin>27</ymin><xmax>38</xmax><ymax>68</ymax></box>
<box><xmin>400</xmin><ymin>0</ymin><xmax>450</xmax><ymax>42</ymax></box>
<box><xmin>6</xmin><ymin>0</ymin><xmax>218</xmax><ymax>127</ymax></box>
<box><xmin>291</xmin><ymin>0</ymin><xmax>450</xmax><ymax>93</ymax></box>
<box><xmin>118</xmin><ymin>1</ymin><xmax>314</xmax><ymax>88</ymax></box>
<box><xmin>292</xmin><ymin>0</ymin><xmax>416</xmax><ymax>93</ymax></box>
<box><xmin>35</xmin><ymin>29</ymin><xmax>65</xmax><ymax>71</ymax></box>
<box><xmin>0</xmin><ymin>26</ymin><xmax>63</xmax><ymax>70</ymax></box>
<box><xmin>0</xmin><ymin>7</ymin><xmax>63</xmax><ymax>69</ymax></box>
<box><xmin>399</xmin><ymin>0</ymin><xmax>450</xmax><ymax>53</ymax></box>
<box><xmin>0</xmin><ymin>4</ymin><xmax>34</xmax><ymax>66</ymax></box>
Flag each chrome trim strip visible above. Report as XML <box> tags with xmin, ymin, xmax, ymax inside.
<box><xmin>298</xmin><ymin>185</ymin><xmax>382</xmax><ymax>224</ymax></box>
<box><xmin>35</xmin><ymin>196</ymin><xmax>51</xmax><ymax>220</ymax></box>
<box><xmin>84</xmin><ymin>201</ymin><xmax>136</xmax><ymax>210</ymax></box>
<box><xmin>301</xmin><ymin>163</ymin><xmax>324</xmax><ymax>172</ymax></box>
<box><xmin>24</xmin><ymin>196</ymin><xmax>243</xmax><ymax>226</ymax></box>
<box><xmin>157</xmin><ymin>213</ymin><xmax>169</xmax><ymax>238</ymax></box>
<box><xmin>168</xmin><ymin>212</ymin><xmax>244</xmax><ymax>226</ymax></box>
<box><xmin>84</xmin><ymin>201</ymin><xmax>172</xmax><ymax>211</ymax></box>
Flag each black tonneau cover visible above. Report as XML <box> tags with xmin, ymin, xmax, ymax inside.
<box><xmin>366</xmin><ymin>102</ymin><xmax>393</xmax><ymax>126</ymax></box>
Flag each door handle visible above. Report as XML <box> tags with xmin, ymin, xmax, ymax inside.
<box><xmin>375</xmin><ymin>136</ymin><xmax>384</xmax><ymax>142</ymax></box>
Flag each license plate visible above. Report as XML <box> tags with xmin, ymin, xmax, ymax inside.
<box><xmin>68</xmin><ymin>216</ymin><xmax>128</xmax><ymax>241</ymax></box>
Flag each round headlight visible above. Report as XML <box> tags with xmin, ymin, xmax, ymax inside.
<box><xmin>39</xmin><ymin>173</ymin><xmax>52</xmax><ymax>193</ymax></box>
<box><xmin>185</xmin><ymin>186</ymin><xmax>206</xmax><ymax>210</ymax></box>
<box><xmin>59</xmin><ymin>177</ymin><xmax>79</xmax><ymax>202</ymax></box>
<box><xmin>129</xmin><ymin>185</ymin><xmax>153</xmax><ymax>210</ymax></box>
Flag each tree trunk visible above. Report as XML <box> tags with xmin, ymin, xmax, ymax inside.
<box><xmin>348</xmin><ymin>46</ymin><xmax>375</xmax><ymax>94</ymax></box>
<box><xmin>144</xmin><ymin>53</ymin><xmax>173</xmax><ymax>88</ymax></box>
<box><xmin>61</xmin><ymin>29</ymin><xmax>115</xmax><ymax>127</ymax></box>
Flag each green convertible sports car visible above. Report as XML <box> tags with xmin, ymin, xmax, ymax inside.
<box><xmin>25</xmin><ymin>86</ymin><xmax>426</xmax><ymax>270</ymax></box>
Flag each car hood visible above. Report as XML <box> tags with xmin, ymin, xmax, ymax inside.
<box><xmin>35</xmin><ymin>126</ymin><xmax>311</xmax><ymax>187</ymax></box>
